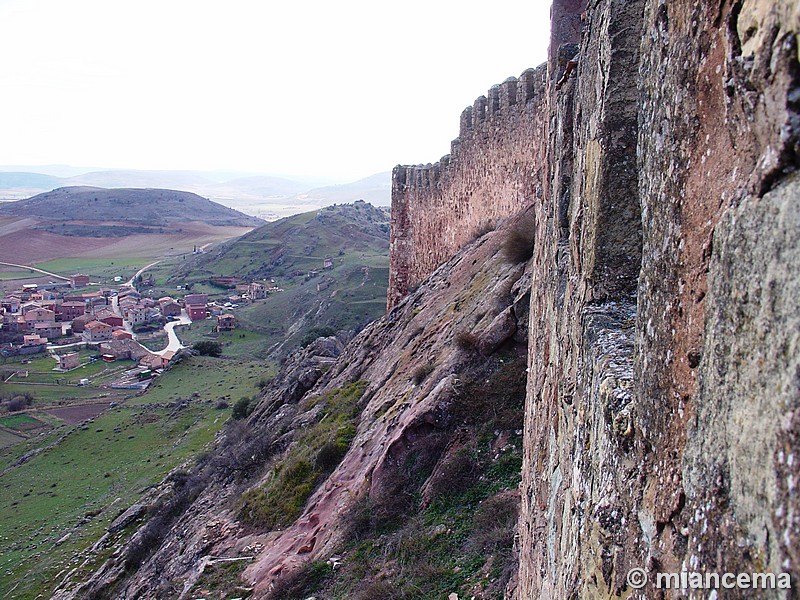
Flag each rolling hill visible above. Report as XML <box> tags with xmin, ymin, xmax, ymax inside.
<box><xmin>0</xmin><ymin>187</ymin><xmax>262</xmax><ymax>267</ymax></box>
<box><xmin>0</xmin><ymin>167</ymin><xmax>390</xmax><ymax>218</ymax></box>
<box><xmin>165</xmin><ymin>201</ymin><xmax>390</xmax><ymax>356</ymax></box>
<box><xmin>0</xmin><ymin>186</ymin><xmax>263</xmax><ymax>228</ymax></box>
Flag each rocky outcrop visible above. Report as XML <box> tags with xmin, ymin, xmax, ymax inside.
<box><xmin>59</xmin><ymin>212</ymin><xmax>534</xmax><ymax>599</ymax></box>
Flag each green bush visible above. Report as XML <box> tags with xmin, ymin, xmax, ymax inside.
<box><xmin>300</xmin><ymin>326</ymin><xmax>337</xmax><ymax>348</ymax></box>
<box><xmin>231</xmin><ymin>396</ymin><xmax>252</xmax><ymax>420</ymax></box>
<box><xmin>314</xmin><ymin>423</ymin><xmax>356</xmax><ymax>471</ymax></box>
<box><xmin>193</xmin><ymin>340</ymin><xmax>222</xmax><ymax>357</ymax></box>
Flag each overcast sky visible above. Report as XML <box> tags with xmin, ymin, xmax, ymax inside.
<box><xmin>0</xmin><ymin>0</ymin><xmax>550</xmax><ymax>182</ymax></box>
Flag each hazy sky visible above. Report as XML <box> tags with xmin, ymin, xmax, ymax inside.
<box><xmin>0</xmin><ymin>1</ymin><xmax>550</xmax><ymax>182</ymax></box>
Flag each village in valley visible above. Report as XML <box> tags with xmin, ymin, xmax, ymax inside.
<box><xmin>0</xmin><ymin>201</ymin><xmax>391</xmax><ymax>597</ymax></box>
<box><xmin>0</xmin><ymin>270</ymin><xmax>282</xmax><ymax>390</ymax></box>
<box><xmin>0</xmin><ymin>203</ymin><xmax>384</xmax><ymax>452</ymax></box>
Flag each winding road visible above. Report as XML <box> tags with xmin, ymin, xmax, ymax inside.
<box><xmin>154</xmin><ymin>312</ymin><xmax>191</xmax><ymax>356</ymax></box>
<box><xmin>123</xmin><ymin>260</ymin><xmax>162</xmax><ymax>287</ymax></box>
<box><xmin>112</xmin><ymin>260</ymin><xmax>189</xmax><ymax>355</ymax></box>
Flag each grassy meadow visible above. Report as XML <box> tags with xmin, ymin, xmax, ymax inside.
<box><xmin>0</xmin><ymin>353</ymin><xmax>272</xmax><ymax>599</ymax></box>
<box><xmin>0</xmin><ymin>400</ymin><xmax>229</xmax><ymax>599</ymax></box>
<box><xmin>34</xmin><ymin>256</ymin><xmax>151</xmax><ymax>282</ymax></box>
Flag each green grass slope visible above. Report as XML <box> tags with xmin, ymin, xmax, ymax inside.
<box><xmin>169</xmin><ymin>201</ymin><xmax>390</xmax><ymax>355</ymax></box>
<box><xmin>0</xmin><ymin>355</ymin><xmax>268</xmax><ymax>599</ymax></box>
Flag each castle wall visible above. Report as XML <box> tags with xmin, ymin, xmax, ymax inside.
<box><xmin>518</xmin><ymin>0</ymin><xmax>645</xmax><ymax>594</ymax></box>
<box><xmin>388</xmin><ymin>0</ymin><xmax>799</xmax><ymax>596</ymax></box>
<box><xmin>387</xmin><ymin>65</ymin><xmax>548</xmax><ymax>309</ymax></box>
<box><xmin>517</xmin><ymin>0</ymin><xmax>800</xmax><ymax>597</ymax></box>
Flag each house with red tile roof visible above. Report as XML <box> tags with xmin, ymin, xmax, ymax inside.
<box><xmin>184</xmin><ymin>294</ymin><xmax>208</xmax><ymax>321</ymax></box>
<box><xmin>82</xmin><ymin>320</ymin><xmax>113</xmax><ymax>342</ymax></box>
<box><xmin>60</xmin><ymin>301</ymin><xmax>87</xmax><ymax>321</ymax></box>
<box><xmin>70</xmin><ymin>274</ymin><xmax>90</xmax><ymax>288</ymax></box>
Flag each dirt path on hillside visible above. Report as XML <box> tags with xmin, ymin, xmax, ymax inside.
<box><xmin>0</xmin><ymin>261</ymin><xmax>69</xmax><ymax>280</ymax></box>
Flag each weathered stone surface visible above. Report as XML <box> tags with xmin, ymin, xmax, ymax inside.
<box><xmin>107</xmin><ymin>503</ymin><xmax>147</xmax><ymax>534</ymax></box>
<box><xmin>477</xmin><ymin>306</ymin><xmax>517</xmax><ymax>356</ymax></box>
<box><xmin>518</xmin><ymin>0</ymin><xmax>646</xmax><ymax>596</ymax></box>
<box><xmin>387</xmin><ymin>66</ymin><xmax>548</xmax><ymax>309</ymax></box>
<box><xmin>515</xmin><ymin>0</ymin><xmax>800</xmax><ymax>597</ymax></box>
<box><xmin>684</xmin><ymin>176</ymin><xmax>800</xmax><ymax>587</ymax></box>
<box><xmin>244</xmin><ymin>215</ymin><xmax>533</xmax><ymax>596</ymax></box>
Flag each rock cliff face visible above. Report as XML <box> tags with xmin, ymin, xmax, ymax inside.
<box><xmin>57</xmin><ymin>213</ymin><xmax>534</xmax><ymax>599</ymax></box>
<box><xmin>511</xmin><ymin>0</ymin><xmax>799</xmax><ymax>597</ymax></box>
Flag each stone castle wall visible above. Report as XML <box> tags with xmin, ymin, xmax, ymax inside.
<box><xmin>389</xmin><ymin>0</ymin><xmax>800</xmax><ymax>597</ymax></box>
<box><xmin>387</xmin><ymin>65</ymin><xmax>548</xmax><ymax>309</ymax></box>
<box><xmin>521</xmin><ymin>0</ymin><xmax>800</xmax><ymax>597</ymax></box>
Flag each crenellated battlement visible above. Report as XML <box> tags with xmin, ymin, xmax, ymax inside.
<box><xmin>388</xmin><ymin>65</ymin><xmax>548</xmax><ymax>308</ymax></box>
<box><xmin>387</xmin><ymin>0</ymin><xmax>591</xmax><ymax>310</ymax></box>
<box><xmin>395</xmin><ymin>67</ymin><xmax>547</xmax><ymax>185</ymax></box>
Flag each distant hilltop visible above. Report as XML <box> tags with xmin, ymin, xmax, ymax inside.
<box><xmin>0</xmin><ymin>168</ymin><xmax>392</xmax><ymax>218</ymax></box>
<box><xmin>0</xmin><ymin>186</ymin><xmax>264</xmax><ymax>228</ymax></box>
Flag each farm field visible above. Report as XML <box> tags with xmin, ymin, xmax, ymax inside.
<box><xmin>0</xmin><ymin>427</ymin><xmax>25</xmax><ymax>449</ymax></box>
<box><xmin>1</xmin><ymin>350</ymin><xmax>136</xmax><ymax>407</ymax></box>
<box><xmin>4</xmin><ymin>350</ymin><xmax>131</xmax><ymax>381</ymax></box>
<box><xmin>0</xmin><ymin>212</ymin><xmax>252</xmax><ymax>280</ymax></box>
<box><xmin>0</xmin><ymin>264</ymin><xmax>41</xmax><ymax>281</ymax></box>
<box><xmin>129</xmin><ymin>256</ymin><xmax>180</xmax><ymax>290</ymax></box>
<box><xmin>0</xmin><ymin>353</ymin><xmax>272</xmax><ymax>599</ymax></box>
<box><xmin>34</xmin><ymin>256</ymin><xmax>150</xmax><ymax>283</ymax></box>
<box><xmin>46</xmin><ymin>403</ymin><xmax>111</xmax><ymax>424</ymax></box>
<box><xmin>0</xmin><ymin>382</ymin><xmax>124</xmax><ymax>405</ymax></box>
<box><xmin>0</xmin><ymin>413</ymin><xmax>46</xmax><ymax>429</ymax></box>
<box><xmin>175</xmin><ymin>322</ymin><xmax>272</xmax><ymax>359</ymax></box>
